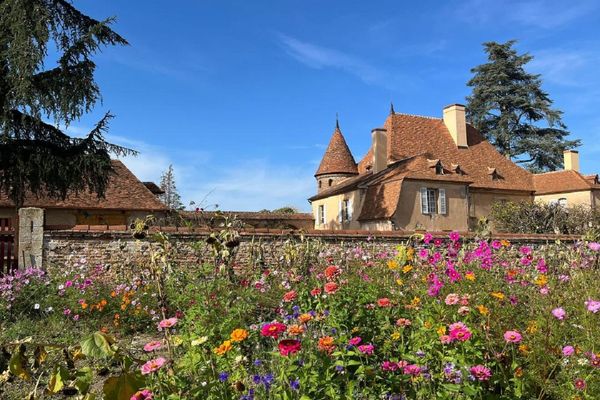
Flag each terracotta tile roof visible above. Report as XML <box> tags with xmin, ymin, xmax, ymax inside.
<box><xmin>533</xmin><ymin>170</ymin><xmax>600</xmax><ymax>194</ymax></box>
<box><xmin>370</xmin><ymin>113</ymin><xmax>535</xmax><ymax>192</ymax></box>
<box><xmin>0</xmin><ymin>160</ymin><xmax>168</xmax><ymax>211</ymax></box>
<box><xmin>315</xmin><ymin>126</ymin><xmax>358</xmax><ymax>176</ymax></box>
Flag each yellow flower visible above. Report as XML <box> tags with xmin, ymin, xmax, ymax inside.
<box><xmin>387</xmin><ymin>260</ymin><xmax>399</xmax><ymax>270</ymax></box>
<box><xmin>402</xmin><ymin>265</ymin><xmax>413</xmax><ymax>274</ymax></box>
<box><xmin>465</xmin><ymin>271</ymin><xmax>475</xmax><ymax>281</ymax></box>
<box><xmin>391</xmin><ymin>331</ymin><xmax>401</xmax><ymax>341</ymax></box>
<box><xmin>491</xmin><ymin>292</ymin><xmax>505</xmax><ymax>300</ymax></box>
<box><xmin>411</xmin><ymin>297</ymin><xmax>421</xmax><ymax>307</ymax></box>
<box><xmin>477</xmin><ymin>305</ymin><xmax>489</xmax><ymax>316</ymax></box>
<box><xmin>230</xmin><ymin>329</ymin><xmax>248</xmax><ymax>342</ymax></box>
<box><xmin>351</xmin><ymin>327</ymin><xmax>360</xmax><ymax>333</ymax></box>
<box><xmin>534</xmin><ymin>275</ymin><xmax>548</xmax><ymax>287</ymax></box>
<box><xmin>406</xmin><ymin>247</ymin><xmax>414</xmax><ymax>261</ymax></box>
<box><xmin>526</xmin><ymin>321</ymin><xmax>538</xmax><ymax>334</ymax></box>
<box><xmin>436</xmin><ymin>326</ymin><xmax>447</xmax><ymax>336</ymax></box>
<box><xmin>172</xmin><ymin>335</ymin><xmax>183</xmax><ymax>347</ymax></box>
<box><xmin>396</xmin><ymin>279</ymin><xmax>403</xmax><ymax>286</ymax></box>
<box><xmin>518</xmin><ymin>344</ymin><xmax>529</xmax><ymax>355</ymax></box>
<box><xmin>191</xmin><ymin>336</ymin><xmax>208</xmax><ymax>346</ymax></box>
<box><xmin>214</xmin><ymin>340</ymin><xmax>233</xmax><ymax>356</ymax></box>
<box><xmin>501</xmin><ymin>239</ymin><xmax>510</xmax><ymax>247</ymax></box>
<box><xmin>424</xmin><ymin>321</ymin><xmax>432</xmax><ymax>329</ymax></box>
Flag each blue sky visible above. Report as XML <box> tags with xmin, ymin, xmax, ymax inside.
<box><xmin>68</xmin><ymin>0</ymin><xmax>600</xmax><ymax>211</ymax></box>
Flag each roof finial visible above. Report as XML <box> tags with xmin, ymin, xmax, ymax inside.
<box><xmin>390</xmin><ymin>102</ymin><xmax>395</xmax><ymax>115</ymax></box>
<box><xmin>335</xmin><ymin>112</ymin><xmax>340</xmax><ymax>130</ymax></box>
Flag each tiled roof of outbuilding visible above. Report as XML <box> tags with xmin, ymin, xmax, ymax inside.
<box><xmin>533</xmin><ymin>170</ymin><xmax>600</xmax><ymax>195</ymax></box>
<box><xmin>0</xmin><ymin>160</ymin><xmax>168</xmax><ymax>211</ymax></box>
<box><xmin>315</xmin><ymin>125</ymin><xmax>358</xmax><ymax>177</ymax></box>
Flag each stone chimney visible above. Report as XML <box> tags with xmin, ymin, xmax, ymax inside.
<box><xmin>443</xmin><ymin>104</ymin><xmax>468</xmax><ymax>148</ymax></box>
<box><xmin>371</xmin><ymin>128</ymin><xmax>388</xmax><ymax>174</ymax></box>
<box><xmin>564</xmin><ymin>150</ymin><xmax>580</xmax><ymax>171</ymax></box>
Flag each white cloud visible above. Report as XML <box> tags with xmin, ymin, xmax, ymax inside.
<box><xmin>277</xmin><ymin>34</ymin><xmax>407</xmax><ymax>89</ymax></box>
<box><xmin>529</xmin><ymin>48</ymin><xmax>600</xmax><ymax>87</ymax></box>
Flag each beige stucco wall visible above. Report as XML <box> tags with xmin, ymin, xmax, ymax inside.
<box><xmin>360</xmin><ymin>220</ymin><xmax>393</xmax><ymax>231</ymax></box>
<box><xmin>469</xmin><ymin>191</ymin><xmax>532</xmax><ymax>220</ymax></box>
<box><xmin>311</xmin><ymin>189</ymin><xmax>364</xmax><ymax>230</ymax></box>
<box><xmin>535</xmin><ymin>191</ymin><xmax>593</xmax><ymax>207</ymax></box>
<box><xmin>394</xmin><ymin>180</ymin><xmax>469</xmax><ymax>231</ymax></box>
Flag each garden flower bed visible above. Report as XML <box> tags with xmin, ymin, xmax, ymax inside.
<box><xmin>1</xmin><ymin>233</ymin><xmax>599</xmax><ymax>399</ymax></box>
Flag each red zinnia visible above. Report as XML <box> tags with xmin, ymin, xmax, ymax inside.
<box><xmin>325</xmin><ymin>265</ymin><xmax>340</xmax><ymax>279</ymax></box>
<box><xmin>310</xmin><ymin>287</ymin><xmax>322</xmax><ymax>296</ymax></box>
<box><xmin>282</xmin><ymin>290</ymin><xmax>297</xmax><ymax>302</ymax></box>
<box><xmin>377</xmin><ymin>298</ymin><xmax>391</xmax><ymax>307</ymax></box>
<box><xmin>278</xmin><ymin>339</ymin><xmax>301</xmax><ymax>356</ymax></box>
<box><xmin>324</xmin><ymin>282</ymin><xmax>339</xmax><ymax>294</ymax></box>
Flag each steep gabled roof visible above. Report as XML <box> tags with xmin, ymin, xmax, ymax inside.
<box><xmin>358</xmin><ymin>113</ymin><xmax>535</xmax><ymax>192</ymax></box>
<box><xmin>315</xmin><ymin>125</ymin><xmax>358</xmax><ymax>177</ymax></box>
<box><xmin>0</xmin><ymin>160</ymin><xmax>168</xmax><ymax>211</ymax></box>
<box><xmin>533</xmin><ymin>170</ymin><xmax>600</xmax><ymax>195</ymax></box>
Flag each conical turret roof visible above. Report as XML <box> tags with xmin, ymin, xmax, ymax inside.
<box><xmin>315</xmin><ymin>124</ymin><xmax>358</xmax><ymax>177</ymax></box>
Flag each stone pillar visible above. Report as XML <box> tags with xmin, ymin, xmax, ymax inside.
<box><xmin>18</xmin><ymin>207</ymin><xmax>44</xmax><ymax>268</ymax></box>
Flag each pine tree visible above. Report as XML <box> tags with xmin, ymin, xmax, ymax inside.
<box><xmin>466</xmin><ymin>40</ymin><xmax>580</xmax><ymax>172</ymax></box>
<box><xmin>0</xmin><ymin>0</ymin><xmax>135</xmax><ymax>208</ymax></box>
<box><xmin>159</xmin><ymin>165</ymin><xmax>184</xmax><ymax>210</ymax></box>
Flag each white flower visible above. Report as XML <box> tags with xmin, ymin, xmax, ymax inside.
<box><xmin>201</xmin><ymin>382</ymin><xmax>207</xmax><ymax>387</ymax></box>
<box><xmin>46</xmin><ymin>307</ymin><xmax>54</xmax><ymax>312</ymax></box>
<box><xmin>34</xmin><ymin>304</ymin><xmax>40</xmax><ymax>310</ymax></box>
<box><xmin>577</xmin><ymin>358</ymin><xmax>588</xmax><ymax>366</ymax></box>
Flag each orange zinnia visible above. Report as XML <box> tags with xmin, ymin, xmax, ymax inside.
<box><xmin>287</xmin><ymin>324</ymin><xmax>305</xmax><ymax>336</ymax></box>
<box><xmin>298</xmin><ymin>313</ymin><xmax>313</xmax><ymax>323</ymax></box>
<box><xmin>230</xmin><ymin>329</ymin><xmax>248</xmax><ymax>342</ymax></box>
<box><xmin>214</xmin><ymin>340</ymin><xmax>233</xmax><ymax>356</ymax></box>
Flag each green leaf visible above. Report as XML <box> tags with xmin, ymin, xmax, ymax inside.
<box><xmin>47</xmin><ymin>366</ymin><xmax>69</xmax><ymax>394</ymax></box>
<box><xmin>75</xmin><ymin>367</ymin><xmax>93</xmax><ymax>394</ymax></box>
<box><xmin>9</xmin><ymin>345</ymin><xmax>30</xmax><ymax>381</ymax></box>
<box><xmin>103</xmin><ymin>372</ymin><xmax>145</xmax><ymax>400</ymax></box>
<box><xmin>81</xmin><ymin>332</ymin><xmax>115</xmax><ymax>359</ymax></box>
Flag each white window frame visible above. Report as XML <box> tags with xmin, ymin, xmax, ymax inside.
<box><xmin>420</xmin><ymin>187</ymin><xmax>447</xmax><ymax>215</ymax></box>
<box><xmin>318</xmin><ymin>204</ymin><xmax>326</xmax><ymax>225</ymax></box>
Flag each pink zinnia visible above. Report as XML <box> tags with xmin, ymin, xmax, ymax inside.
<box><xmin>585</xmin><ymin>299</ymin><xmax>600</xmax><ymax>313</ymax></box>
<box><xmin>282</xmin><ymin>290</ymin><xmax>297</xmax><ymax>302</ymax></box>
<box><xmin>261</xmin><ymin>322</ymin><xmax>287</xmax><ymax>339</ymax></box>
<box><xmin>140</xmin><ymin>357</ymin><xmax>167</xmax><ymax>375</ymax></box>
<box><xmin>449</xmin><ymin>326</ymin><xmax>472</xmax><ymax>342</ymax></box>
<box><xmin>470</xmin><ymin>365</ymin><xmax>492</xmax><ymax>381</ymax></box>
<box><xmin>440</xmin><ymin>335</ymin><xmax>452</xmax><ymax>344</ymax></box>
<box><xmin>357</xmin><ymin>344</ymin><xmax>375</xmax><ymax>355</ymax></box>
<box><xmin>158</xmin><ymin>317</ymin><xmax>178</xmax><ymax>329</ymax></box>
<box><xmin>143</xmin><ymin>341</ymin><xmax>162</xmax><ymax>352</ymax></box>
<box><xmin>449</xmin><ymin>231</ymin><xmax>460</xmax><ymax>242</ymax></box>
<box><xmin>552</xmin><ymin>307</ymin><xmax>566</xmax><ymax>320</ymax></box>
<box><xmin>381</xmin><ymin>361</ymin><xmax>398</xmax><ymax>371</ymax></box>
<box><xmin>503</xmin><ymin>330</ymin><xmax>522</xmax><ymax>343</ymax></box>
<box><xmin>403</xmin><ymin>364</ymin><xmax>422</xmax><ymax>376</ymax></box>
<box><xmin>348</xmin><ymin>336</ymin><xmax>362</xmax><ymax>346</ymax></box>
<box><xmin>445</xmin><ymin>293</ymin><xmax>460</xmax><ymax>305</ymax></box>
<box><xmin>588</xmin><ymin>242</ymin><xmax>600</xmax><ymax>251</ymax></box>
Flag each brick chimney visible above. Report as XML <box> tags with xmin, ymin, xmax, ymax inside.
<box><xmin>371</xmin><ymin>128</ymin><xmax>388</xmax><ymax>174</ymax></box>
<box><xmin>563</xmin><ymin>150</ymin><xmax>580</xmax><ymax>171</ymax></box>
<box><xmin>443</xmin><ymin>104</ymin><xmax>468</xmax><ymax>148</ymax></box>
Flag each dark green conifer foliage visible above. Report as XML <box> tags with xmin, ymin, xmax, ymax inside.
<box><xmin>466</xmin><ymin>40</ymin><xmax>580</xmax><ymax>172</ymax></box>
<box><xmin>0</xmin><ymin>0</ymin><xmax>135</xmax><ymax>207</ymax></box>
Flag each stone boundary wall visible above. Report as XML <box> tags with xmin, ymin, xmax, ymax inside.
<box><xmin>42</xmin><ymin>225</ymin><xmax>580</xmax><ymax>271</ymax></box>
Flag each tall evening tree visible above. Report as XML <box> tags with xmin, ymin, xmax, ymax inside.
<box><xmin>159</xmin><ymin>165</ymin><xmax>184</xmax><ymax>210</ymax></box>
<box><xmin>466</xmin><ymin>40</ymin><xmax>580</xmax><ymax>172</ymax></box>
<box><xmin>0</xmin><ymin>0</ymin><xmax>135</xmax><ymax>208</ymax></box>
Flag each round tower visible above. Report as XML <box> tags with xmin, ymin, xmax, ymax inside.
<box><xmin>315</xmin><ymin>119</ymin><xmax>358</xmax><ymax>193</ymax></box>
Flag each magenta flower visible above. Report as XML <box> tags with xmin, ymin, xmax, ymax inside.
<box><xmin>588</xmin><ymin>242</ymin><xmax>600</xmax><ymax>251</ymax></box>
<box><xmin>140</xmin><ymin>357</ymin><xmax>167</xmax><ymax>375</ymax></box>
<box><xmin>552</xmin><ymin>307</ymin><xmax>566</xmax><ymax>320</ymax></box>
<box><xmin>562</xmin><ymin>346</ymin><xmax>575</xmax><ymax>357</ymax></box>
<box><xmin>131</xmin><ymin>389</ymin><xmax>153</xmax><ymax>400</ymax></box>
<box><xmin>348</xmin><ymin>337</ymin><xmax>362</xmax><ymax>346</ymax></box>
<box><xmin>503</xmin><ymin>330</ymin><xmax>522</xmax><ymax>343</ymax></box>
<box><xmin>470</xmin><ymin>365</ymin><xmax>492</xmax><ymax>381</ymax></box>
<box><xmin>381</xmin><ymin>361</ymin><xmax>399</xmax><ymax>371</ymax></box>
<box><xmin>357</xmin><ymin>344</ymin><xmax>375</xmax><ymax>355</ymax></box>
<box><xmin>402</xmin><ymin>364</ymin><xmax>422</xmax><ymax>376</ymax></box>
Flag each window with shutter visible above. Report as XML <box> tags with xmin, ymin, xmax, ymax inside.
<box><xmin>420</xmin><ymin>188</ymin><xmax>429</xmax><ymax>214</ymax></box>
<box><xmin>427</xmin><ymin>189</ymin><xmax>437</xmax><ymax>214</ymax></box>
<box><xmin>347</xmin><ymin>199</ymin><xmax>353</xmax><ymax>221</ymax></box>
<box><xmin>338</xmin><ymin>199</ymin><xmax>343</xmax><ymax>223</ymax></box>
<box><xmin>438</xmin><ymin>189</ymin><xmax>447</xmax><ymax>215</ymax></box>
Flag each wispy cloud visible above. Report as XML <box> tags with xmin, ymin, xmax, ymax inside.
<box><xmin>455</xmin><ymin>0</ymin><xmax>596</xmax><ymax>29</ymax></box>
<box><xmin>277</xmin><ymin>34</ymin><xmax>407</xmax><ymax>89</ymax></box>
<box><xmin>529</xmin><ymin>48</ymin><xmax>600</xmax><ymax>87</ymax></box>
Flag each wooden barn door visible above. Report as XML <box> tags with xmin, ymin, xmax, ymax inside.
<box><xmin>0</xmin><ymin>218</ymin><xmax>17</xmax><ymax>274</ymax></box>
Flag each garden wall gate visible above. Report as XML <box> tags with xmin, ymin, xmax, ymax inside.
<box><xmin>0</xmin><ymin>218</ymin><xmax>17</xmax><ymax>274</ymax></box>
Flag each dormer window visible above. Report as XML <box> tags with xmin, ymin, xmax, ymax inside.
<box><xmin>487</xmin><ymin>167</ymin><xmax>500</xmax><ymax>181</ymax></box>
<box><xmin>435</xmin><ymin>163</ymin><xmax>444</xmax><ymax>175</ymax></box>
<box><xmin>450</xmin><ymin>163</ymin><xmax>462</xmax><ymax>175</ymax></box>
